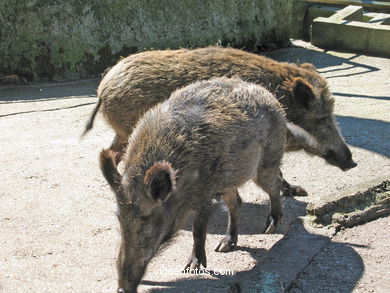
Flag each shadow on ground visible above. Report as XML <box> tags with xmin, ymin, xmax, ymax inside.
<box><xmin>0</xmin><ymin>102</ymin><xmax>96</xmax><ymax>118</ymax></box>
<box><xmin>264</xmin><ymin>46</ymin><xmax>379</xmax><ymax>79</ymax></box>
<box><xmin>148</xmin><ymin>191</ymin><xmax>364</xmax><ymax>292</ymax></box>
<box><xmin>333</xmin><ymin>92</ymin><xmax>390</xmax><ymax>102</ymax></box>
<box><xmin>180</xmin><ymin>195</ymin><xmax>308</xmax><ymax>237</ymax></box>
<box><xmin>142</xmin><ymin>218</ymin><xmax>364</xmax><ymax>293</ymax></box>
<box><xmin>337</xmin><ymin>115</ymin><xmax>390</xmax><ymax>158</ymax></box>
<box><xmin>0</xmin><ymin>79</ymin><xmax>99</xmax><ymax>102</ymax></box>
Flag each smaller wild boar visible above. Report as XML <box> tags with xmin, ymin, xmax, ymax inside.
<box><xmin>100</xmin><ymin>77</ymin><xmax>321</xmax><ymax>292</ymax></box>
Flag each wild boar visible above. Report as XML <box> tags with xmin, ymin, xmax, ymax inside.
<box><xmin>85</xmin><ymin>46</ymin><xmax>356</xmax><ymax>197</ymax></box>
<box><xmin>100</xmin><ymin>78</ymin><xmax>322</xmax><ymax>292</ymax></box>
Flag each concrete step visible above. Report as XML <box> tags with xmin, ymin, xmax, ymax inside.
<box><xmin>311</xmin><ymin>5</ymin><xmax>390</xmax><ymax>56</ymax></box>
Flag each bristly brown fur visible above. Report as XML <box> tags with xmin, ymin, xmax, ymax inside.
<box><xmin>85</xmin><ymin>46</ymin><xmax>334</xmax><ymax>145</ymax></box>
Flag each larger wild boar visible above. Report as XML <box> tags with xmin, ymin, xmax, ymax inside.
<box><xmin>85</xmin><ymin>46</ymin><xmax>357</xmax><ymax>196</ymax></box>
<box><xmin>100</xmin><ymin>78</ymin><xmax>321</xmax><ymax>293</ymax></box>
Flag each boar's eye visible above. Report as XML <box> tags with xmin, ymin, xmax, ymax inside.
<box><xmin>316</xmin><ymin>117</ymin><xmax>327</xmax><ymax>124</ymax></box>
<box><xmin>324</xmin><ymin>149</ymin><xmax>336</xmax><ymax>160</ymax></box>
<box><xmin>139</xmin><ymin>215</ymin><xmax>148</xmax><ymax>222</ymax></box>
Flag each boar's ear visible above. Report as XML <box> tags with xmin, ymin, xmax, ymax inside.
<box><xmin>290</xmin><ymin>77</ymin><xmax>316</xmax><ymax>109</ymax></box>
<box><xmin>144</xmin><ymin>161</ymin><xmax>177</xmax><ymax>202</ymax></box>
<box><xmin>299</xmin><ymin>63</ymin><xmax>317</xmax><ymax>72</ymax></box>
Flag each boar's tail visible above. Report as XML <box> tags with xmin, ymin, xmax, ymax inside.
<box><xmin>286</xmin><ymin>122</ymin><xmax>321</xmax><ymax>155</ymax></box>
<box><xmin>81</xmin><ymin>98</ymin><xmax>102</xmax><ymax>137</ymax></box>
<box><xmin>99</xmin><ymin>149</ymin><xmax>125</xmax><ymax>202</ymax></box>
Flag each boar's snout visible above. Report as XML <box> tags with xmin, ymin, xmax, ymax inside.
<box><xmin>324</xmin><ymin>144</ymin><xmax>357</xmax><ymax>171</ymax></box>
<box><xmin>342</xmin><ymin>160</ymin><xmax>357</xmax><ymax>171</ymax></box>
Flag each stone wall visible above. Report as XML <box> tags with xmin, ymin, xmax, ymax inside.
<box><xmin>0</xmin><ymin>0</ymin><xmax>292</xmax><ymax>81</ymax></box>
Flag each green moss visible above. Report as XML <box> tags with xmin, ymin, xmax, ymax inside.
<box><xmin>0</xmin><ymin>0</ymin><xmax>292</xmax><ymax>81</ymax></box>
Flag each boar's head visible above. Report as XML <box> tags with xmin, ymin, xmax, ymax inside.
<box><xmin>283</xmin><ymin>76</ymin><xmax>357</xmax><ymax>171</ymax></box>
<box><xmin>100</xmin><ymin>150</ymin><xmax>179</xmax><ymax>293</ymax></box>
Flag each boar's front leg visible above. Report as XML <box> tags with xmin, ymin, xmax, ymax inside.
<box><xmin>184</xmin><ymin>205</ymin><xmax>212</xmax><ymax>270</ymax></box>
<box><xmin>280</xmin><ymin>171</ymin><xmax>308</xmax><ymax>197</ymax></box>
<box><xmin>254</xmin><ymin>167</ymin><xmax>283</xmax><ymax>234</ymax></box>
<box><xmin>215</xmin><ymin>188</ymin><xmax>242</xmax><ymax>252</ymax></box>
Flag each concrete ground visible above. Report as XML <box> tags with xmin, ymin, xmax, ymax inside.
<box><xmin>0</xmin><ymin>41</ymin><xmax>389</xmax><ymax>292</ymax></box>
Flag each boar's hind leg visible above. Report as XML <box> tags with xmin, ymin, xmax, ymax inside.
<box><xmin>254</xmin><ymin>167</ymin><xmax>283</xmax><ymax>234</ymax></box>
<box><xmin>215</xmin><ymin>188</ymin><xmax>242</xmax><ymax>252</ymax></box>
<box><xmin>280</xmin><ymin>171</ymin><xmax>308</xmax><ymax>197</ymax></box>
<box><xmin>109</xmin><ymin>134</ymin><xmax>128</xmax><ymax>164</ymax></box>
<box><xmin>184</xmin><ymin>205</ymin><xmax>212</xmax><ymax>271</ymax></box>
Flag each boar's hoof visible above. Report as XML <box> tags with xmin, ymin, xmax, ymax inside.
<box><xmin>283</xmin><ymin>184</ymin><xmax>308</xmax><ymax>197</ymax></box>
<box><xmin>184</xmin><ymin>258</ymin><xmax>201</xmax><ymax>271</ymax></box>
<box><xmin>184</xmin><ymin>251</ymin><xmax>207</xmax><ymax>271</ymax></box>
<box><xmin>215</xmin><ymin>235</ymin><xmax>237</xmax><ymax>252</ymax></box>
<box><xmin>264</xmin><ymin>216</ymin><xmax>277</xmax><ymax>234</ymax></box>
<box><xmin>117</xmin><ymin>289</ymin><xmax>132</xmax><ymax>293</ymax></box>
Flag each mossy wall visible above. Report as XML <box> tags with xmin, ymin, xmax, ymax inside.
<box><xmin>0</xmin><ymin>0</ymin><xmax>292</xmax><ymax>81</ymax></box>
